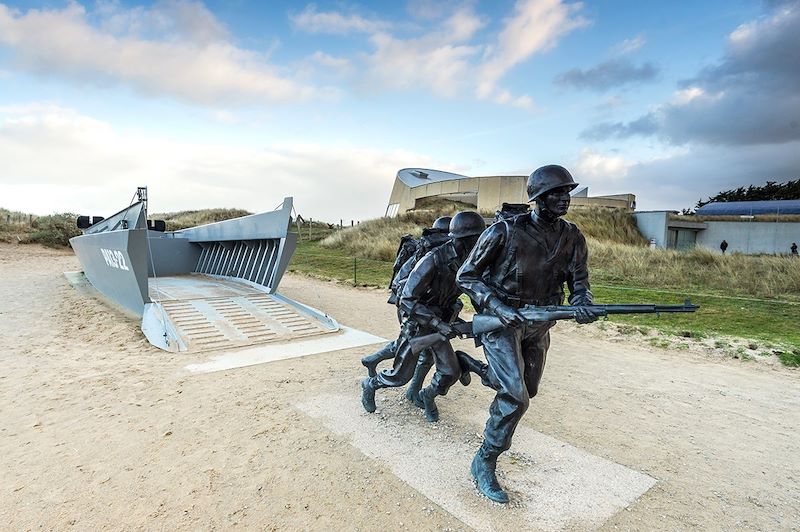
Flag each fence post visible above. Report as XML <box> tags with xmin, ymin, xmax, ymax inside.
<box><xmin>353</xmin><ymin>257</ymin><xmax>357</xmax><ymax>286</ymax></box>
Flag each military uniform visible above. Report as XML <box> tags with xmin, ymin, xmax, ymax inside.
<box><xmin>457</xmin><ymin>211</ymin><xmax>592</xmax><ymax>453</ymax></box>
<box><xmin>362</xmin><ymin>227</ymin><xmax>450</xmax><ymax>384</ymax></box>
<box><xmin>369</xmin><ymin>240</ymin><xmax>465</xmax><ymax>391</ymax></box>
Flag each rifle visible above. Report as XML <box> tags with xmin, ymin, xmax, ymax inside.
<box><xmin>472</xmin><ymin>300</ymin><xmax>699</xmax><ymax>335</ymax></box>
<box><xmin>408</xmin><ymin>300</ymin><xmax>699</xmax><ymax>355</ymax></box>
<box><xmin>408</xmin><ymin>321</ymin><xmax>473</xmax><ymax>355</ymax></box>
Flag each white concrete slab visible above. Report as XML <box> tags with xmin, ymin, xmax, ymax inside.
<box><xmin>297</xmin><ymin>392</ymin><xmax>657</xmax><ymax>532</ymax></box>
<box><xmin>184</xmin><ymin>327</ymin><xmax>386</xmax><ymax>373</ymax></box>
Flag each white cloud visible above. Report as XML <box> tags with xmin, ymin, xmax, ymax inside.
<box><xmin>0</xmin><ymin>2</ymin><xmax>333</xmax><ymax>106</ymax></box>
<box><xmin>291</xmin><ymin>1</ymin><xmax>585</xmax><ymax>109</ymax></box>
<box><xmin>364</xmin><ymin>31</ymin><xmax>481</xmax><ymax>97</ymax></box>
<box><xmin>0</xmin><ymin>105</ymin><xmax>438</xmax><ymax>221</ymax></box>
<box><xmin>289</xmin><ymin>4</ymin><xmax>387</xmax><ymax>35</ymax></box>
<box><xmin>612</xmin><ymin>34</ymin><xmax>645</xmax><ymax>55</ymax></box>
<box><xmin>573</xmin><ymin>148</ymin><xmax>631</xmax><ymax>181</ymax></box>
<box><xmin>308</xmin><ymin>51</ymin><xmax>351</xmax><ymax>70</ymax></box>
<box><xmin>478</xmin><ymin>0</ymin><xmax>589</xmax><ymax>100</ymax></box>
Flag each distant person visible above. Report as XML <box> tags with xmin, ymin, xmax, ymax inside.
<box><xmin>792</xmin><ymin>242</ymin><xmax>798</xmax><ymax>256</ymax></box>
<box><xmin>720</xmin><ymin>240</ymin><xmax>728</xmax><ymax>254</ymax></box>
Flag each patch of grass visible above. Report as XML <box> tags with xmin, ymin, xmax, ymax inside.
<box><xmin>290</xmin><ymin>239</ymin><xmax>393</xmax><ymax>287</ymax></box>
<box><xmin>592</xmin><ymin>285</ymin><xmax>800</xmax><ymax>351</ymax></box>
<box><xmin>616</xmin><ymin>324</ymin><xmax>640</xmax><ymax>335</ymax></box>
<box><xmin>676</xmin><ymin>330</ymin><xmax>707</xmax><ymax>340</ymax></box>
<box><xmin>714</xmin><ymin>340</ymin><xmax>730</xmax><ymax>349</ymax></box>
<box><xmin>648</xmin><ymin>338</ymin><xmax>672</xmax><ymax>349</ymax></box>
<box><xmin>777</xmin><ymin>350</ymin><xmax>800</xmax><ymax>367</ymax></box>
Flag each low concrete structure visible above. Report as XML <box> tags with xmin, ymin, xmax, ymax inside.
<box><xmin>634</xmin><ymin>211</ymin><xmax>799</xmax><ymax>254</ymax></box>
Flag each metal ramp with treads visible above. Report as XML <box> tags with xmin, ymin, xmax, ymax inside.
<box><xmin>146</xmin><ymin>275</ymin><xmax>338</xmax><ymax>352</ymax></box>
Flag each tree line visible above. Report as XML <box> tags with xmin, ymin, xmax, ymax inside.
<box><xmin>696</xmin><ymin>179</ymin><xmax>800</xmax><ymax>209</ymax></box>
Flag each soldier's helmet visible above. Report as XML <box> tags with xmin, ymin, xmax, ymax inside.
<box><xmin>526</xmin><ymin>165</ymin><xmax>579</xmax><ymax>201</ymax></box>
<box><xmin>431</xmin><ymin>216</ymin><xmax>452</xmax><ymax>231</ymax></box>
<box><xmin>448</xmin><ymin>211</ymin><xmax>487</xmax><ymax>239</ymax></box>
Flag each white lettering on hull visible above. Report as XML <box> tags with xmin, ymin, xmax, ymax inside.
<box><xmin>100</xmin><ymin>248</ymin><xmax>130</xmax><ymax>271</ymax></box>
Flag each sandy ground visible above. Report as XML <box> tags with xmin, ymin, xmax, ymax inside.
<box><xmin>1</xmin><ymin>242</ymin><xmax>799</xmax><ymax>531</ymax></box>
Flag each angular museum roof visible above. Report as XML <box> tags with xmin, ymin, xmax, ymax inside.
<box><xmin>396</xmin><ymin>168</ymin><xmax>472</xmax><ymax>188</ymax></box>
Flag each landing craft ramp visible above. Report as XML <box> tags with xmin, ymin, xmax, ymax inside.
<box><xmin>144</xmin><ymin>275</ymin><xmax>337</xmax><ymax>352</ymax></box>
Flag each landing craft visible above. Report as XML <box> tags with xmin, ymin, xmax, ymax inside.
<box><xmin>68</xmin><ymin>187</ymin><xmax>339</xmax><ymax>352</ymax></box>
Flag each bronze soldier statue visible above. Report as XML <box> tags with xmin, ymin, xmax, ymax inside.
<box><xmin>456</xmin><ymin>165</ymin><xmax>600</xmax><ymax>503</ymax></box>
<box><xmin>361</xmin><ymin>211</ymin><xmax>487</xmax><ymax>420</ymax></box>
<box><xmin>361</xmin><ymin>217</ymin><xmax>452</xmax><ymax>405</ymax></box>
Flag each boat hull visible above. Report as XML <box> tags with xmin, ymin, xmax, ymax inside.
<box><xmin>69</xmin><ymin>228</ymin><xmax>150</xmax><ymax>316</ymax></box>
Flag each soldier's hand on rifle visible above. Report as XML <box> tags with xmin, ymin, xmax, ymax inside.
<box><xmin>574</xmin><ymin>306</ymin><xmax>600</xmax><ymax>324</ymax></box>
<box><xmin>487</xmin><ymin>297</ymin><xmax>524</xmax><ymax>328</ymax></box>
<box><xmin>430</xmin><ymin>317</ymin><xmax>455</xmax><ymax>337</ymax></box>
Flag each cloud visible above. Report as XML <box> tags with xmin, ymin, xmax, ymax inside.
<box><xmin>612</xmin><ymin>34</ymin><xmax>645</xmax><ymax>55</ymax></box>
<box><xmin>478</xmin><ymin>0</ymin><xmax>589</xmax><ymax>101</ymax></box>
<box><xmin>573</xmin><ymin>148</ymin><xmax>631</xmax><ymax>180</ymax></box>
<box><xmin>580</xmin><ymin>113</ymin><xmax>659</xmax><ymax>140</ymax></box>
<box><xmin>289</xmin><ymin>4</ymin><xmax>387</xmax><ymax>34</ymax></box>
<box><xmin>581</xmin><ymin>2</ymin><xmax>800</xmax><ymax>145</ymax></box>
<box><xmin>555</xmin><ymin>59</ymin><xmax>658</xmax><ymax>91</ymax></box>
<box><xmin>0</xmin><ymin>2</ymin><xmax>333</xmax><ymax>106</ymax></box>
<box><xmin>307</xmin><ymin>51</ymin><xmax>351</xmax><ymax>73</ymax></box>
<box><xmin>291</xmin><ymin>0</ymin><xmax>586</xmax><ymax>108</ymax></box>
<box><xmin>360</xmin><ymin>8</ymin><xmax>484</xmax><ymax>97</ymax></box>
<box><xmin>623</xmin><ymin>142</ymin><xmax>800</xmax><ymax>210</ymax></box>
<box><xmin>0</xmin><ymin>105</ymin><xmax>438</xmax><ymax>221</ymax></box>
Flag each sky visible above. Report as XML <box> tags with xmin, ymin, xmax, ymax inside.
<box><xmin>0</xmin><ymin>0</ymin><xmax>798</xmax><ymax>221</ymax></box>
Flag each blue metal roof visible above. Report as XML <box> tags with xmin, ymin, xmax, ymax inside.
<box><xmin>695</xmin><ymin>199</ymin><xmax>800</xmax><ymax>215</ymax></box>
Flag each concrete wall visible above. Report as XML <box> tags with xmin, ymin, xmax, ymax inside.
<box><xmin>389</xmin><ymin>175</ymin><xmax>636</xmax><ymax>215</ymax></box>
<box><xmin>572</xmin><ymin>197</ymin><xmax>633</xmax><ymax>210</ymax></box>
<box><xmin>696</xmin><ymin>221</ymin><xmax>800</xmax><ymax>254</ymax></box>
<box><xmin>633</xmin><ymin>212</ymin><xmax>669</xmax><ymax>248</ymax></box>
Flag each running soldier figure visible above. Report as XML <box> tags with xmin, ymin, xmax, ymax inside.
<box><xmin>456</xmin><ymin>165</ymin><xmax>600</xmax><ymax>503</ymax></box>
<box><xmin>361</xmin><ymin>217</ymin><xmax>452</xmax><ymax>405</ymax></box>
<box><xmin>361</xmin><ymin>211</ymin><xmax>486</xmax><ymax>421</ymax></box>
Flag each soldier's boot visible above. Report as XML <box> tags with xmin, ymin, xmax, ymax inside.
<box><xmin>405</xmin><ymin>353</ymin><xmax>432</xmax><ymax>409</ymax></box>
<box><xmin>361</xmin><ymin>342</ymin><xmax>395</xmax><ymax>378</ymax></box>
<box><xmin>419</xmin><ymin>386</ymin><xmax>439</xmax><ymax>422</ymax></box>
<box><xmin>361</xmin><ymin>378</ymin><xmax>377</xmax><ymax>413</ymax></box>
<box><xmin>456</xmin><ymin>350</ymin><xmax>472</xmax><ymax>386</ymax></box>
<box><xmin>457</xmin><ymin>351</ymin><xmax>491</xmax><ymax>387</ymax></box>
<box><xmin>404</xmin><ymin>367</ymin><xmax>426</xmax><ymax>409</ymax></box>
<box><xmin>471</xmin><ymin>443</ymin><xmax>509</xmax><ymax>504</ymax></box>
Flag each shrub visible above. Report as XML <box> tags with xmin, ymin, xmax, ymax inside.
<box><xmin>24</xmin><ymin>213</ymin><xmax>82</xmax><ymax>247</ymax></box>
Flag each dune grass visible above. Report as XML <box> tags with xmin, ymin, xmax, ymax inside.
<box><xmin>151</xmin><ymin>208</ymin><xmax>252</xmax><ymax>231</ymax></box>
<box><xmin>587</xmin><ymin>238</ymin><xmax>800</xmax><ymax>300</ymax></box>
<box><xmin>565</xmin><ymin>207</ymin><xmax>648</xmax><ymax>246</ymax></box>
